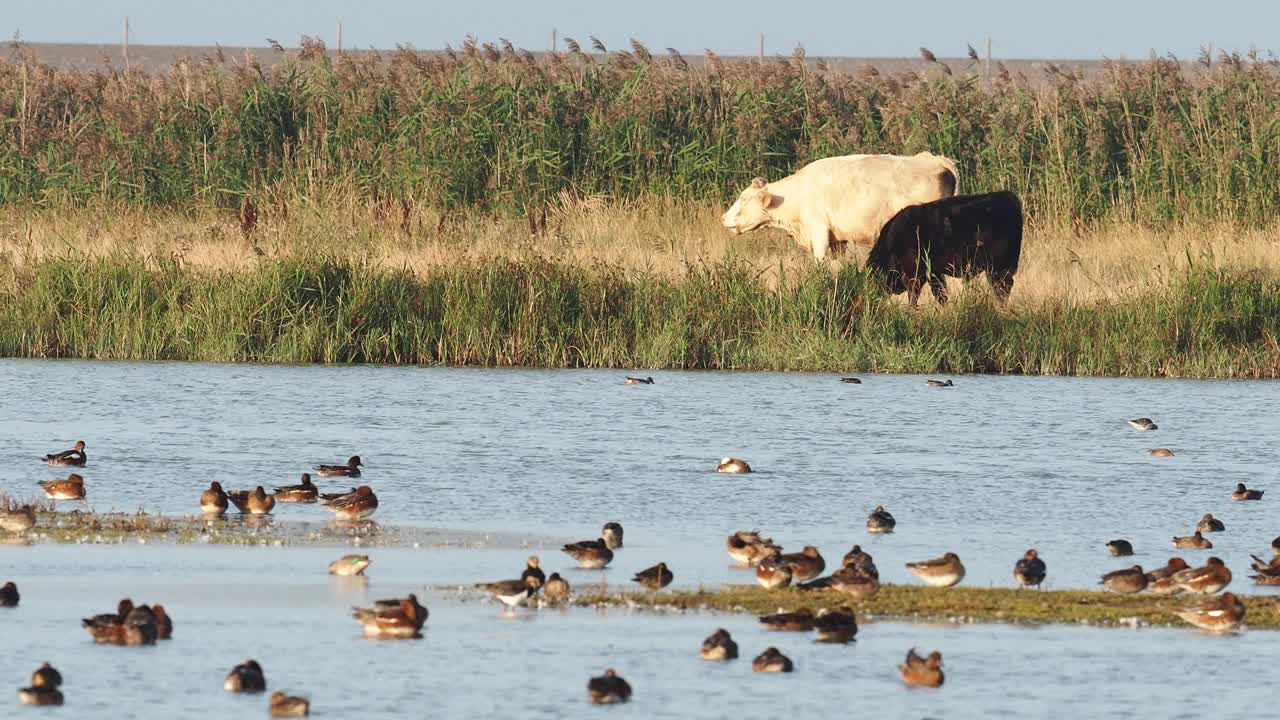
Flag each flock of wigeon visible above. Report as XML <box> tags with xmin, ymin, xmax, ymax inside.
<box><xmin>2</xmin><ymin>392</ymin><xmax>1272</xmax><ymax>708</ymax></box>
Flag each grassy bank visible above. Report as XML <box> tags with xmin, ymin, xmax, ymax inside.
<box><xmin>577</xmin><ymin>584</ymin><xmax>1280</xmax><ymax>630</ymax></box>
<box><xmin>6</xmin><ymin>40</ymin><xmax>1280</xmax><ymax>225</ymax></box>
<box><xmin>1</xmin><ymin>244</ymin><xmax>1279</xmax><ymax>376</ymax></box>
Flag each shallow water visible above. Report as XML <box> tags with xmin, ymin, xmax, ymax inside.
<box><xmin>1</xmin><ymin>360</ymin><xmax>1278</xmax><ymax>717</ymax></box>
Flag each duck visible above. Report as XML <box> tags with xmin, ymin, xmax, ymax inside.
<box><xmin>632</xmin><ymin>562</ymin><xmax>673</xmax><ymax>591</ymax></box>
<box><xmin>839</xmin><ymin>377</ymin><xmax>862</xmax><ymax>384</ymax></box>
<box><xmin>1173</xmin><ymin>531</ymin><xmax>1212</xmax><ymax>549</ymax></box>
<box><xmin>926</xmin><ymin>379</ymin><xmax>954</xmax><ymax>387</ymax></box>
<box><xmin>700</xmin><ymin>629</ymin><xmax>739</xmax><ymax>660</ymax></box>
<box><xmin>224</xmin><ymin>660</ymin><xmax>266</xmax><ymax>693</ymax></box>
<box><xmin>81</xmin><ymin>599</ymin><xmax>157</xmax><ymax>645</ymax></box>
<box><xmin>273</xmin><ymin>474</ymin><xmax>319</xmax><ymax>503</ymax></box>
<box><xmin>1128</xmin><ymin>417</ymin><xmax>1158</xmax><ymax>431</ymax></box>
<box><xmin>153</xmin><ymin>604</ymin><xmax>173</xmax><ymax>640</ymax></box>
<box><xmin>905</xmin><ymin>553</ymin><xmax>966</xmax><ymax>588</ymax></box>
<box><xmin>320</xmin><ymin>485</ymin><xmax>377</xmax><ymax>520</ymax></box>
<box><xmin>1100</xmin><ymin>565</ymin><xmax>1148</xmax><ymax>594</ymax></box>
<box><xmin>1107</xmin><ymin>539</ymin><xmax>1134</xmax><ymax>557</ymax></box>
<box><xmin>1250</xmin><ymin>554</ymin><xmax>1280</xmax><ymax>572</ymax></box>
<box><xmin>43</xmin><ymin>440</ymin><xmax>86</xmax><ymax>467</ymax></box>
<box><xmin>587</xmin><ymin>669</ymin><xmax>632</xmax><ymax>704</ymax></box>
<box><xmin>752</xmin><ymin>647</ymin><xmax>794</xmax><ymax>672</ymax></box>
<box><xmin>601</xmin><ymin>522</ymin><xmax>624</xmax><ymax>549</ymax></box>
<box><xmin>899</xmin><ymin>648</ymin><xmax>944</xmax><ymax>687</ymax></box>
<box><xmin>841</xmin><ymin>545</ymin><xmax>879</xmax><ymax>579</ymax></box>
<box><xmin>476</xmin><ymin>576</ymin><xmax>542</xmax><ymax>609</ymax></box>
<box><xmin>1232</xmin><ymin>483</ymin><xmax>1264</xmax><ymax>501</ymax></box>
<box><xmin>269</xmin><ymin>691</ymin><xmax>310</xmax><ymax>717</ymax></box>
<box><xmin>813</xmin><ymin>606</ymin><xmax>858</xmax><ymax>643</ymax></box>
<box><xmin>352</xmin><ymin>593</ymin><xmax>428</xmax><ymax>637</ymax></box>
<box><xmin>542</xmin><ymin>573</ymin><xmax>571</xmax><ymax>603</ymax></box>
<box><xmin>1173</xmin><ymin>592</ymin><xmax>1245</xmax><ymax>633</ymax></box>
<box><xmin>727</xmin><ymin>530</ymin><xmax>780</xmax><ymax>566</ymax></box>
<box><xmin>227</xmin><ymin>486</ymin><xmax>275</xmax><ymax>515</ymax></box>
<box><xmin>1013</xmin><ymin>549</ymin><xmax>1047</xmax><ymax>588</ymax></box>
<box><xmin>1146</xmin><ymin>558</ymin><xmax>1191</xmax><ymax>594</ymax></box>
<box><xmin>755</xmin><ymin>553</ymin><xmax>793</xmax><ymax>589</ymax></box>
<box><xmin>520</xmin><ymin>555</ymin><xmax>546</xmax><ymax>586</ymax></box>
<box><xmin>200</xmin><ymin>482</ymin><xmax>229</xmax><ymax>515</ymax></box>
<box><xmin>17</xmin><ymin>664</ymin><xmax>63</xmax><ymax>706</ymax></box>
<box><xmin>318</xmin><ymin>487</ymin><xmax>358</xmax><ymax>503</ymax></box>
<box><xmin>1173</xmin><ymin>557</ymin><xmax>1232</xmax><ymax>594</ymax></box>
<box><xmin>1148</xmin><ymin>448</ymin><xmax>1175</xmax><ymax>457</ymax></box>
<box><xmin>624</xmin><ymin>376</ymin><xmax>654</xmax><ymax>385</ymax></box>
<box><xmin>562</xmin><ymin>538</ymin><xmax>614</xmax><ymax>569</ymax></box>
<box><xmin>866</xmin><ymin>506</ymin><xmax>896</xmax><ymax>533</ymax></box>
<box><xmin>777</xmin><ymin>546</ymin><xmax>826</xmax><ymax>582</ymax></box>
<box><xmin>1195</xmin><ymin>514</ymin><xmax>1225</xmax><ymax>533</ymax></box>
<box><xmin>0</xmin><ymin>581</ymin><xmax>18</xmax><ymax>607</ymax></box>
<box><xmin>717</xmin><ymin>457</ymin><xmax>752</xmax><ymax>474</ymax></box>
<box><xmin>18</xmin><ymin>662</ymin><xmax>64</xmax><ymax>705</ymax></box>
<box><xmin>811</xmin><ymin>567</ymin><xmax>881</xmax><ymax>601</ymax></box>
<box><xmin>314</xmin><ymin>455</ymin><xmax>362</xmax><ymax>478</ymax></box>
<box><xmin>39</xmin><ymin>473</ymin><xmax>85</xmax><ymax>500</ymax></box>
<box><xmin>328</xmin><ymin>554</ymin><xmax>371</xmax><ymax>576</ymax></box>
<box><xmin>0</xmin><ymin>505</ymin><xmax>36</xmax><ymax>533</ymax></box>
<box><xmin>759</xmin><ymin>607</ymin><xmax>815</xmax><ymax>631</ymax></box>
<box><xmin>81</xmin><ymin>598</ymin><xmax>134</xmax><ymax>643</ymax></box>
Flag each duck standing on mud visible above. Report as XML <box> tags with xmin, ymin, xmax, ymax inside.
<box><xmin>905</xmin><ymin>553</ymin><xmax>965</xmax><ymax>587</ymax></box>
<box><xmin>1013</xmin><ymin>549</ymin><xmax>1046</xmax><ymax>588</ymax></box>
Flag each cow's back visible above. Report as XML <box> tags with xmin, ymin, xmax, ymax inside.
<box><xmin>784</xmin><ymin>153</ymin><xmax>960</xmax><ymax>246</ymax></box>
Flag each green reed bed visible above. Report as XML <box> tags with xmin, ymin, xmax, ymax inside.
<box><xmin>5</xmin><ymin>40</ymin><xmax>1280</xmax><ymax>225</ymax></box>
<box><xmin>1</xmin><ymin>253</ymin><xmax>1278</xmax><ymax>377</ymax></box>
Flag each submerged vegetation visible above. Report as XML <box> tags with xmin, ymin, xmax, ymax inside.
<box><xmin>5</xmin><ymin>38</ymin><xmax>1280</xmax><ymax>226</ymax></box>
<box><xmin>0</xmin><ymin>250</ymin><xmax>1278</xmax><ymax>376</ymax></box>
<box><xmin>577</xmin><ymin>584</ymin><xmax>1280</xmax><ymax>630</ymax></box>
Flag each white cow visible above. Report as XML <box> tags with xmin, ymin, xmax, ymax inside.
<box><xmin>720</xmin><ymin>152</ymin><xmax>960</xmax><ymax>260</ymax></box>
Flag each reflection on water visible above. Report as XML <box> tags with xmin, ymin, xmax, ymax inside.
<box><xmin>1</xmin><ymin>360</ymin><xmax>1277</xmax><ymax>717</ymax></box>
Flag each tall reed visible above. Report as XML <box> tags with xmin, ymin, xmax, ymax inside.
<box><xmin>4</xmin><ymin>40</ymin><xmax>1280</xmax><ymax>224</ymax></box>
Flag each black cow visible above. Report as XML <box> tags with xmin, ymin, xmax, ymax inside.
<box><xmin>866</xmin><ymin>191</ymin><xmax>1022</xmax><ymax>306</ymax></box>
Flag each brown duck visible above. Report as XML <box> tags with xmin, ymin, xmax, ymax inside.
<box><xmin>899</xmin><ymin>648</ymin><xmax>944</xmax><ymax>687</ymax></box>
<box><xmin>813</xmin><ymin>606</ymin><xmax>858</xmax><ymax>643</ymax></box>
<box><xmin>777</xmin><ymin>546</ymin><xmax>826</xmax><ymax>583</ymax></box>
<box><xmin>352</xmin><ymin>593</ymin><xmax>428</xmax><ymax>638</ymax></box>
<box><xmin>700</xmin><ymin>628</ymin><xmax>739</xmax><ymax>661</ymax></box>
<box><xmin>756</xmin><ymin>553</ymin><xmax>793</xmax><ymax>589</ymax></box>
<box><xmin>1173</xmin><ymin>557</ymin><xmax>1232</xmax><ymax>594</ymax></box>
<box><xmin>0</xmin><ymin>505</ymin><xmax>37</xmax><ymax>533</ymax></box>
<box><xmin>562</xmin><ymin>538</ymin><xmax>614</xmax><ymax>569</ymax></box>
<box><xmin>314</xmin><ymin>455</ymin><xmax>362</xmax><ymax>478</ymax></box>
<box><xmin>1232</xmin><ymin>483</ymin><xmax>1264</xmax><ymax>501</ymax></box>
<box><xmin>905</xmin><ymin>553</ymin><xmax>965</xmax><ymax>587</ymax></box>
<box><xmin>200</xmin><ymin>481</ymin><xmax>229</xmax><ymax>515</ymax></box>
<box><xmin>224</xmin><ymin>660</ymin><xmax>266</xmax><ymax>693</ymax></box>
<box><xmin>727</xmin><ymin>530</ymin><xmax>780</xmax><ymax>566</ymax></box>
<box><xmin>273</xmin><ymin>474</ymin><xmax>319</xmax><ymax>503</ymax></box>
<box><xmin>1173</xmin><ymin>592</ymin><xmax>1245</xmax><ymax>632</ymax></box>
<box><xmin>1146</xmin><ymin>558</ymin><xmax>1190</xmax><ymax>594</ymax></box>
<box><xmin>632</xmin><ymin>562</ymin><xmax>673</xmax><ymax>591</ymax></box>
<box><xmin>759</xmin><ymin>607</ymin><xmax>815</xmax><ymax>631</ymax></box>
<box><xmin>1013</xmin><ymin>549</ymin><xmax>1047</xmax><ymax>588</ymax></box>
<box><xmin>320</xmin><ymin>485</ymin><xmax>377</xmax><ymax>520</ymax></box>
<box><xmin>752</xmin><ymin>647</ymin><xmax>794</xmax><ymax>672</ymax></box>
<box><xmin>1100</xmin><ymin>565</ymin><xmax>1147</xmax><ymax>594</ymax></box>
<box><xmin>1172</xmin><ymin>531</ymin><xmax>1212</xmax><ymax>550</ymax></box>
<box><xmin>39</xmin><ymin>473</ymin><xmax>85</xmax><ymax>500</ymax></box>
<box><xmin>227</xmin><ymin>486</ymin><xmax>275</xmax><ymax>515</ymax></box>
<box><xmin>269</xmin><ymin>691</ymin><xmax>310</xmax><ymax>717</ymax></box>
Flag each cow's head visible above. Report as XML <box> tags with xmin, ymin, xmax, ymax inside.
<box><xmin>721</xmin><ymin>177</ymin><xmax>773</xmax><ymax>234</ymax></box>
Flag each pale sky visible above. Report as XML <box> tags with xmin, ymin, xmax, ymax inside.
<box><xmin>6</xmin><ymin>0</ymin><xmax>1275</xmax><ymax>59</ymax></box>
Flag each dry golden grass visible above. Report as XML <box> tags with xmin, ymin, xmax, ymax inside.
<box><xmin>3</xmin><ymin>202</ymin><xmax>1279</xmax><ymax>306</ymax></box>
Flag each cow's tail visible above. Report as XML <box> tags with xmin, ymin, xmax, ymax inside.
<box><xmin>936</xmin><ymin>155</ymin><xmax>960</xmax><ymax>197</ymax></box>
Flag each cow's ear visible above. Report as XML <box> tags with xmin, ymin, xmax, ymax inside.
<box><xmin>750</xmin><ymin>177</ymin><xmax>766</xmax><ymax>189</ymax></box>
<box><xmin>757</xmin><ymin>188</ymin><xmax>771</xmax><ymax>207</ymax></box>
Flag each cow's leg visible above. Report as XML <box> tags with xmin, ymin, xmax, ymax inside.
<box><xmin>807</xmin><ymin>224</ymin><xmax>831</xmax><ymax>261</ymax></box>
<box><xmin>928</xmin><ymin>275</ymin><xmax>949</xmax><ymax>306</ymax></box>
<box><xmin>905</xmin><ymin>276</ymin><xmax>923</xmax><ymax>307</ymax></box>
<box><xmin>991</xmin><ymin>271</ymin><xmax>1015</xmax><ymax>304</ymax></box>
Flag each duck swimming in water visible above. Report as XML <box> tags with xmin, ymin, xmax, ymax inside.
<box><xmin>717</xmin><ymin>457</ymin><xmax>752</xmax><ymax>474</ymax></box>
<box><xmin>899</xmin><ymin>648</ymin><xmax>944</xmax><ymax>687</ymax></box>
<box><xmin>587</xmin><ymin>669</ymin><xmax>632</xmax><ymax>704</ymax></box>
<box><xmin>1128</xmin><ymin>417</ymin><xmax>1158</xmax><ymax>430</ymax></box>
<box><xmin>752</xmin><ymin>647</ymin><xmax>794</xmax><ymax>673</ymax></box>
<box><xmin>1232</xmin><ymin>483</ymin><xmax>1264</xmax><ymax>501</ymax></box>
<box><xmin>1107</xmin><ymin>539</ymin><xmax>1134</xmax><ymax>556</ymax></box>
<box><xmin>43</xmin><ymin>441</ymin><xmax>86</xmax><ymax>467</ymax></box>
<box><xmin>39</xmin><ymin>473</ymin><xmax>85</xmax><ymax>500</ymax></box>
<box><xmin>926</xmin><ymin>379</ymin><xmax>954</xmax><ymax>387</ymax></box>
<box><xmin>314</xmin><ymin>455</ymin><xmax>362</xmax><ymax>478</ymax></box>
<box><xmin>1195</xmin><ymin>514</ymin><xmax>1225</xmax><ymax>533</ymax></box>
<box><xmin>866</xmin><ymin>506</ymin><xmax>896</xmax><ymax>533</ymax></box>
<box><xmin>351</xmin><ymin>594</ymin><xmax>427</xmax><ymax>637</ymax></box>
<box><xmin>1148</xmin><ymin>448</ymin><xmax>1175</xmax><ymax>457</ymax></box>
<box><xmin>1173</xmin><ymin>531</ymin><xmax>1212</xmax><ymax>549</ymax></box>
<box><xmin>813</xmin><ymin>606</ymin><xmax>858</xmax><ymax>643</ymax></box>
<box><xmin>700</xmin><ymin>629</ymin><xmax>739</xmax><ymax>660</ymax></box>
<box><xmin>269</xmin><ymin>691</ymin><xmax>310</xmax><ymax>717</ymax></box>
<box><xmin>273</xmin><ymin>474</ymin><xmax>319</xmax><ymax>503</ymax></box>
<box><xmin>224</xmin><ymin>660</ymin><xmax>266</xmax><ymax>693</ymax></box>
<box><xmin>328</xmin><ymin>554</ymin><xmax>371</xmax><ymax>577</ymax></box>
<box><xmin>624</xmin><ymin>376</ymin><xmax>654</xmax><ymax>385</ymax></box>
<box><xmin>200</xmin><ymin>482</ymin><xmax>229</xmax><ymax>515</ymax></box>
<box><xmin>227</xmin><ymin>486</ymin><xmax>275</xmax><ymax>515</ymax></box>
